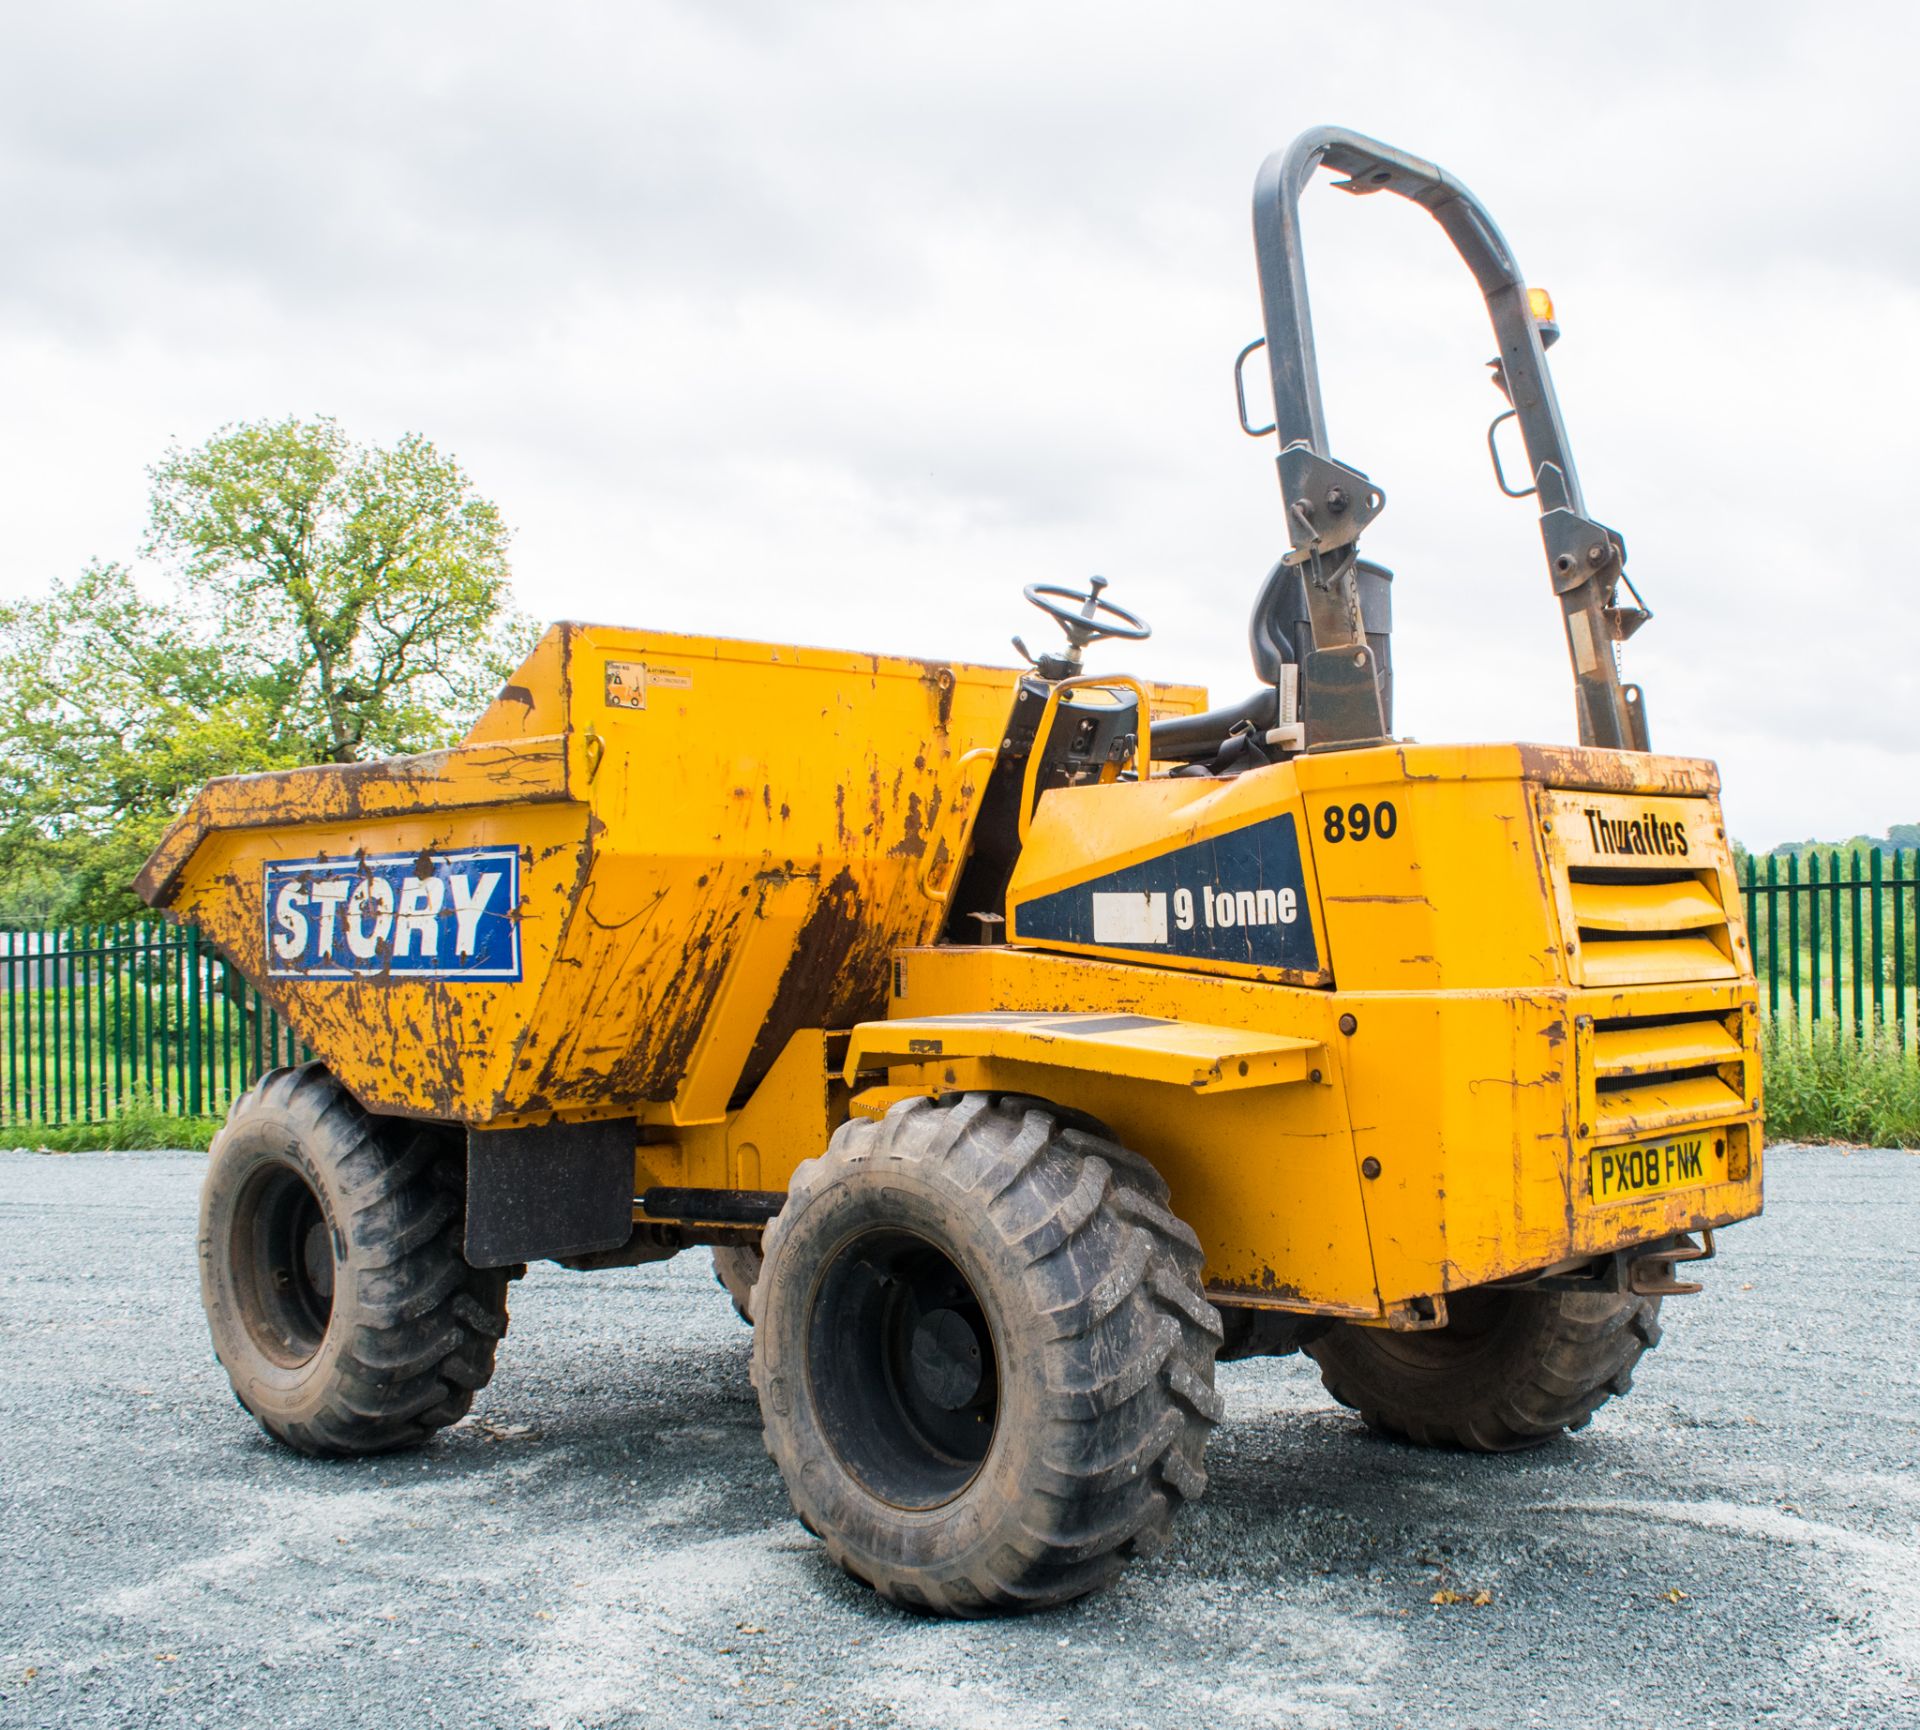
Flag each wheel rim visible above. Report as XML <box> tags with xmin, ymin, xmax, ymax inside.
<box><xmin>805</xmin><ymin>1227</ymin><xmax>1000</xmax><ymax>1510</ymax></box>
<box><xmin>231</xmin><ymin>1159</ymin><xmax>336</xmax><ymax>1367</ymax></box>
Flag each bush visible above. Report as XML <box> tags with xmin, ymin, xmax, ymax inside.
<box><xmin>1762</xmin><ymin>1017</ymin><xmax>1920</xmax><ymax>1148</ymax></box>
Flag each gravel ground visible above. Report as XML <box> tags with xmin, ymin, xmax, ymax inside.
<box><xmin>1</xmin><ymin>1146</ymin><xmax>1915</xmax><ymax>1730</ymax></box>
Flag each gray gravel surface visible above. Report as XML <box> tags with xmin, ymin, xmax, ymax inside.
<box><xmin>1</xmin><ymin>1145</ymin><xmax>1915</xmax><ymax>1730</ymax></box>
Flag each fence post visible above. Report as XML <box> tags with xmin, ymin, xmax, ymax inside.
<box><xmin>100</xmin><ymin>922</ymin><xmax>114</xmax><ymax>1119</ymax></box>
<box><xmin>217</xmin><ymin>948</ymin><xmax>230</xmax><ymax>1114</ymax></box>
<box><xmin>1808</xmin><ymin>853</ymin><xmax>1822</xmax><ymax>1024</ymax></box>
<box><xmin>142</xmin><ymin>923</ymin><xmax>156</xmax><ymax>1110</ymax></box>
<box><xmin>53</xmin><ymin>927</ymin><xmax>67</xmax><ymax>1126</ymax></box>
<box><xmin>1830</xmin><ymin>855</ymin><xmax>1844</xmax><ymax>1028</ymax></box>
<box><xmin>28</xmin><ymin>934</ymin><xmax>40</xmax><ymax>1123</ymax></box>
<box><xmin>111</xmin><ymin>924</ymin><xmax>124</xmax><ymax>1114</ymax></box>
<box><xmin>5</xmin><ymin>934</ymin><xmax>16</xmax><ymax>1127</ymax></box>
<box><xmin>1846</xmin><ymin>852</ymin><xmax>1862</xmax><ymax>1036</ymax></box>
<box><xmin>186</xmin><ymin>923</ymin><xmax>204</xmax><ymax>1119</ymax></box>
<box><xmin>80</xmin><ymin>922</ymin><xmax>94</xmax><ymax>1122</ymax></box>
<box><xmin>67</xmin><ymin>924</ymin><xmax>81</xmax><ymax>1122</ymax></box>
<box><xmin>1742</xmin><ymin>854</ymin><xmax>1757</xmax><ymax>965</ymax></box>
<box><xmin>4</xmin><ymin>935</ymin><xmax>15</xmax><ymax>1128</ymax></box>
<box><xmin>1787</xmin><ymin>852</ymin><xmax>1801</xmax><ymax>1020</ymax></box>
<box><xmin>1870</xmin><ymin>849</ymin><xmax>1885</xmax><ymax>1032</ymax></box>
<box><xmin>1897</xmin><ymin>850</ymin><xmax>1909</xmax><ymax>1050</ymax></box>
<box><xmin>1764</xmin><ymin>854</ymin><xmax>1780</xmax><ymax>1019</ymax></box>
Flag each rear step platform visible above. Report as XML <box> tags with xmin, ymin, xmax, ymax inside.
<box><xmin>848</xmin><ymin>1011</ymin><xmax>1324</xmax><ymax>1093</ymax></box>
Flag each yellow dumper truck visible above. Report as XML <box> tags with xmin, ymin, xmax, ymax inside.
<box><xmin>140</xmin><ymin>127</ymin><xmax>1762</xmax><ymax>1615</ymax></box>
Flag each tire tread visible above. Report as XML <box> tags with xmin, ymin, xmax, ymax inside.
<box><xmin>753</xmin><ymin>1094</ymin><xmax>1220</xmax><ymax>1615</ymax></box>
<box><xmin>208</xmin><ymin>1063</ymin><xmax>515</xmax><ymax>1458</ymax></box>
<box><xmin>1307</xmin><ymin>1287</ymin><xmax>1665</xmax><ymax>1453</ymax></box>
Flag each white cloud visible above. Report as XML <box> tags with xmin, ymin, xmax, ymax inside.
<box><xmin>1</xmin><ymin>0</ymin><xmax>1913</xmax><ymax>846</ymax></box>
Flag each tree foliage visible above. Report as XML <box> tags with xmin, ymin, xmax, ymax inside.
<box><xmin>147</xmin><ymin>417</ymin><xmax>525</xmax><ymax>763</ymax></box>
<box><xmin>0</xmin><ymin>418</ymin><xmax>535</xmax><ymax>923</ymax></box>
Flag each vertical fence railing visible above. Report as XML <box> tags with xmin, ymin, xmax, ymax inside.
<box><xmin>1742</xmin><ymin>850</ymin><xmax>1918</xmax><ymax>1046</ymax></box>
<box><xmin>0</xmin><ymin>923</ymin><xmax>310</xmax><ymax>1130</ymax></box>
<box><xmin>6</xmin><ymin>857</ymin><xmax>1918</xmax><ymax>1131</ymax></box>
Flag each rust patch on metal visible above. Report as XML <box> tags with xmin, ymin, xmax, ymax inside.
<box><xmin>731</xmin><ymin>868</ymin><xmax>881</xmax><ymax>1102</ymax></box>
<box><xmin>888</xmin><ymin>792</ymin><xmax>928</xmax><ymax>859</ymax></box>
<box><xmin>1202</xmin><ymin>1278</ymin><xmax>1374</xmax><ymax>1318</ymax></box>
<box><xmin>1514</xmin><ymin>743</ymin><xmax>1719</xmax><ymax>796</ymax></box>
<box><xmin>919</xmin><ymin>662</ymin><xmax>957</xmax><ymax>731</ymax></box>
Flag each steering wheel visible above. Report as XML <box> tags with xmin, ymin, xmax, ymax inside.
<box><xmin>1023</xmin><ymin>576</ymin><xmax>1152</xmax><ymax>656</ymax></box>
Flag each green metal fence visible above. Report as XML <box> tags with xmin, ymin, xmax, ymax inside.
<box><xmin>1740</xmin><ymin>851</ymin><xmax>1919</xmax><ymax>1043</ymax></box>
<box><xmin>0</xmin><ymin>924</ymin><xmax>309</xmax><ymax>1129</ymax></box>
<box><xmin>3</xmin><ymin>864</ymin><xmax>1914</xmax><ymax>1131</ymax></box>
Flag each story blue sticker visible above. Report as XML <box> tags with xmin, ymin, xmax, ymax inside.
<box><xmin>262</xmin><ymin>846</ymin><xmax>521</xmax><ymax>981</ymax></box>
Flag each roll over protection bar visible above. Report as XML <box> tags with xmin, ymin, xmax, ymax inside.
<box><xmin>1249</xmin><ymin>126</ymin><xmax>1650</xmax><ymax>753</ymax></box>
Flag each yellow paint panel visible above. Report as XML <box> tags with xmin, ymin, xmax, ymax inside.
<box><xmin>1569</xmin><ymin>878</ymin><xmax>1725</xmax><ymax>933</ymax></box>
<box><xmin>1577</xmin><ymin>936</ymin><xmax>1739</xmax><ymax>987</ymax></box>
<box><xmin>461</xmin><ymin>622</ymin><xmax>574</xmax><ymax>744</ymax></box>
<box><xmin>1592</xmin><ymin>1020</ymin><xmax>1742</xmax><ymax>1076</ymax></box>
<box><xmin>1592</xmin><ymin>1073</ymin><xmax>1748</xmax><ymax>1138</ymax></box>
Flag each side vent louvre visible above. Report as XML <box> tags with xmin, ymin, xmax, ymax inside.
<box><xmin>1566</xmin><ymin>866</ymin><xmax>1737</xmax><ymax>987</ymax></box>
<box><xmin>1587</xmin><ymin>1009</ymin><xmax>1750</xmax><ymax>1138</ymax></box>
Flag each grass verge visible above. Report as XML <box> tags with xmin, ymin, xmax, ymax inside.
<box><xmin>0</xmin><ymin>1094</ymin><xmax>220</xmax><ymax>1153</ymax></box>
<box><xmin>1761</xmin><ymin>1017</ymin><xmax>1920</xmax><ymax>1148</ymax></box>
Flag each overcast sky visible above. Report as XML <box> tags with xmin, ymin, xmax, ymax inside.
<box><xmin>2</xmin><ymin>0</ymin><xmax>1913</xmax><ymax>848</ymax></box>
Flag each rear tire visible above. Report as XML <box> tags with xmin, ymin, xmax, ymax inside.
<box><xmin>751</xmin><ymin>1093</ymin><xmax>1222</xmax><ymax>1615</ymax></box>
<box><xmin>199</xmin><ymin>1063</ymin><xmax>517</xmax><ymax>1457</ymax></box>
<box><xmin>1305</xmin><ymin>1287</ymin><xmax>1663</xmax><ymax>1452</ymax></box>
<box><xmin>711</xmin><ymin>1246</ymin><xmax>762</xmax><ymax>1323</ymax></box>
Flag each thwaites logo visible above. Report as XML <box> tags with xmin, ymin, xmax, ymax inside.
<box><xmin>1584</xmin><ymin>806</ymin><xmax>1691</xmax><ymax>859</ymax></box>
<box><xmin>1014</xmin><ymin>814</ymin><xmax>1319</xmax><ymax>972</ymax></box>
<box><xmin>263</xmin><ymin>847</ymin><xmax>521</xmax><ymax>981</ymax></box>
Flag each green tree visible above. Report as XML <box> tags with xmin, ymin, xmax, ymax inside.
<box><xmin>148</xmin><ymin>417</ymin><xmax>527</xmax><ymax>764</ymax></box>
<box><xmin>0</xmin><ymin>561</ymin><xmax>295</xmax><ymax>921</ymax></box>
<box><xmin>0</xmin><ymin>419</ymin><xmax>534</xmax><ymax>923</ymax></box>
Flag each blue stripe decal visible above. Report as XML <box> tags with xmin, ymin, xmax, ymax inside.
<box><xmin>1014</xmin><ymin>814</ymin><xmax>1318</xmax><ymax>971</ymax></box>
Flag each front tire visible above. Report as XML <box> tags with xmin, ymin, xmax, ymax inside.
<box><xmin>199</xmin><ymin>1064</ymin><xmax>516</xmax><ymax>1457</ymax></box>
<box><xmin>751</xmin><ymin>1094</ymin><xmax>1222</xmax><ymax>1615</ymax></box>
<box><xmin>1306</xmin><ymin>1287</ymin><xmax>1663</xmax><ymax>1452</ymax></box>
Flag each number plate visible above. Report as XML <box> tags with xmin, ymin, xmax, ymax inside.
<box><xmin>1592</xmin><ymin>1134</ymin><xmax>1710</xmax><ymax>1203</ymax></box>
